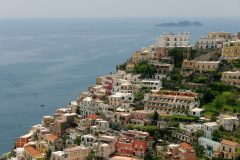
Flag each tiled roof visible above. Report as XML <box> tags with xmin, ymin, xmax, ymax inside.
<box><xmin>24</xmin><ymin>146</ymin><xmax>43</xmax><ymax>157</ymax></box>
<box><xmin>87</xmin><ymin>114</ymin><xmax>98</xmax><ymax>120</ymax></box>
<box><xmin>45</xmin><ymin>134</ymin><xmax>58</xmax><ymax>142</ymax></box>
<box><xmin>221</xmin><ymin>139</ymin><xmax>239</xmax><ymax>147</ymax></box>
<box><xmin>180</xmin><ymin>142</ymin><xmax>193</xmax><ymax>150</ymax></box>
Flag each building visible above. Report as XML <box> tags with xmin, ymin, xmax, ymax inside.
<box><xmin>81</xmin><ymin>134</ymin><xmax>97</xmax><ymax>148</ymax></box>
<box><xmin>108</xmin><ymin>92</ymin><xmax>134</xmax><ymax>109</ymax></box>
<box><xmin>96</xmin><ymin>135</ymin><xmax>118</xmax><ymax>159</ymax></box>
<box><xmin>178</xmin><ymin>142</ymin><xmax>197</xmax><ymax>160</ymax></box>
<box><xmin>155</xmin><ymin>32</ymin><xmax>190</xmax><ymax>48</ymax></box>
<box><xmin>140</xmin><ymin>79</ymin><xmax>162</xmax><ymax>90</ymax></box>
<box><xmin>112</xmin><ymin>112</ymin><xmax>131</xmax><ymax>126</ymax></box>
<box><xmin>116</xmin><ymin>130</ymin><xmax>149</xmax><ymax>157</ymax></box>
<box><xmin>130</xmin><ymin>110</ymin><xmax>152</xmax><ymax>125</ymax></box>
<box><xmin>217</xmin><ymin>114</ymin><xmax>239</xmax><ymax>132</ymax></box>
<box><xmin>202</xmin><ymin>122</ymin><xmax>219</xmax><ymax>139</ymax></box>
<box><xmin>220</xmin><ymin>139</ymin><xmax>240</xmax><ymax>160</ymax></box>
<box><xmin>79</xmin><ymin>97</ymin><xmax>109</xmax><ymax>117</ymax></box>
<box><xmin>198</xmin><ymin>137</ymin><xmax>221</xmax><ymax>158</ymax></box>
<box><xmin>222</xmin><ymin>40</ymin><xmax>240</xmax><ymax>59</ymax></box>
<box><xmin>195</xmin><ymin>61</ymin><xmax>220</xmax><ymax>73</ymax></box>
<box><xmin>181</xmin><ymin>60</ymin><xmax>196</xmax><ymax>76</ymax></box>
<box><xmin>172</xmin><ymin>123</ymin><xmax>202</xmax><ymax>144</ymax></box>
<box><xmin>51</xmin><ymin>151</ymin><xmax>66</xmax><ymax>160</ymax></box>
<box><xmin>15</xmin><ymin>148</ymin><xmax>25</xmax><ymax>160</ymax></box>
<box><xmin>131</xmin><ymin>48</ymin><xmax>152</xmax><ymax>64</ymax></box>
<box><xmin>208</xmin><ymin>32</ymin><xmax>231</xmax><ymax>40</ymax></box>
<box><xmin>195</xmin><ymin>37</ymin><xmax>223</xmax><ymax>50</ymax></box>
<box><xmin>144</xmin><ymin>90</ymin><xmax>200</xmax><ymax>115</ymax></box>
<box><xmin>221</xmin><ymin>71</ymin><xmax>240</xmax><ymax>87</ymax></box>
<box><xmin>188</xmin><ymin>108</ymin><xmax>204</xmax><ymax>117</ymax></box>
<box><xmin>112</xmin><ymin>78</ymin><xmax>139</xmax><ymax>94</ymax></box>
<box><xmin>153</xmin><ymin>62</ymin><xmax>174</xmax><ymax>75</ymax></box>
<box><xmin>90</xmin><ymin>119</ymin><xmax>109</xmax><ymax>134</ymax></box>
<box><xmin>24</xmin><ymin>146</ymin><xmax>45</xmax><ymax>160</ymax></box>
<box><xmin>152</xmin><ymin>47</ymin><xmax>168</xmax><ymax>62</ymax></box>
<box><xmin>181</xmin><ymin>60</ymin><xmax>220</xmax><ymax>75</ymax></box>
<box><xmin>168</xmin><ymin>143</ymin><xmax>196</xmax><ymax>160</ymax></box>
<box><xmin>16</xmin><ymin>132</ymin><xmax>33</xmax><ymax>148</ymax></box>
<box><xmin>64</xmin><ymin>146</ymin><xmax>90</xmax><ymax>160</ymax></box>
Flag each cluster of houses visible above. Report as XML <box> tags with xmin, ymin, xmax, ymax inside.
<box><xmin>9</xmin><ymin>31</ymin><xmax>240</xmax><ymax>160</ymax></box>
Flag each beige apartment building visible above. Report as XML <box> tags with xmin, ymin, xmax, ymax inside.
<box><xmin>195</xmin><ymin>61</ymin><xmax>220</xmax><ymax>73</ymax></box>
<box><xmin>221</xmin><ymin>71</ymin><xmax>240</xmax><ymax>86</ymax></box>
<box><xmin>222</xmin><ymin>41</ymin><xmax>240</xmax><ymax>58</ymax></box>
<box><xmin>220</xmin><ymin>139</ymin><xmax>240</xmax><ymax>160</ymax></box>
<box><xmin>64</xmin><ymin>146</ymin><xmax>90</xmax><ymax>160</ymax></box>
<box><xmin>131</xmin><ymin>48</ymin><xmax>152</xmax><ymax>64</ymax></box>
<box><xmin>144</xmin><ymin>90</ymin><xmax>200</xmax><ymax>115</ymax></box>
<box><xmin>208</xmin><ymin>32</ymin><xmax>231</xmax><ymax>40</ymax></box>
<box><xmin>181</xmin><ymin>60</ymin><xmax>220</xmax><ymax>75</ymax></box>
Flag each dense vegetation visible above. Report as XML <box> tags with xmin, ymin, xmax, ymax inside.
<box><xmin>133</xmin><ymin>61</ymin><xmax>157</xmax><ymax>78</ymax></box>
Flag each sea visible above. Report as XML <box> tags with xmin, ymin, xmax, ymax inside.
<box><xmin>0</xmin><ymin>17</ymin><xmax>240</xmax><ymax>154</ymax></box>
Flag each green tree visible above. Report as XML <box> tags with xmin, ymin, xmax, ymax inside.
<box><xmin>168</xmin><ymin>48</ymin><xmax>184</xmax><ymax>68</ymax></box>
<box><xmin>87</xmin><ymin>152</ymin><xmax>95</xmax><ymax>160</ymax></box>
<box><xmin>144</xmin><ymin>150</ymin><xmax>153</xmax><ymax>160</ymax></box>
<box><xmin>194</xmin><ymin>144</ymin><xmax>204</xmax><ymax>158</ymax></box>
<box><xmin>45</xmin><ymin>149</ymin><xmax>52</xmax><ymax>160</ymax></box>
<box><xmin>133</xmin><ymin>61</ymin><xmax>157</xmax><ymax>78</ymax></box>
<box><xmin>152</xmin><ymin>111</ymin><xmax>159</xmax><ymax>125</ymax></box>
<box><xmin>212</xmin><ymin>130</ymin><xmax>222</xmax><ymax>142</ymax></box>
<box><xmin>74</xmin><ymin>136</ymin><xmax>81</xmax><ymax>145</ymax></box>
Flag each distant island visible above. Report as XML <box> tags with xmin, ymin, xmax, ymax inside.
<box><xmin>155</xmin><ymin>20</ymin><xmax>203</xmax><ymax>27</ymax></box>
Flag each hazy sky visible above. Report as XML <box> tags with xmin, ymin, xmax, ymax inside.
<box><xmin>0</xmin><ymin>0</ymin><xmax>239</xmax><ymax>18</ymax></box>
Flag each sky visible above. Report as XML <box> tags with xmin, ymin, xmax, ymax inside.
<box><xmin>0</xmin><ymin>0</ymin><xmax>239</xmax><ymax>18</ymax></box>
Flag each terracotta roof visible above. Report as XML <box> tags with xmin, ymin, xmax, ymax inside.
<box><xmin>24</xmin><ymin>146</ymin><xmax>43</xmax><ymax>158</ymax></box>
<box><xmin>221</xmin><ymin>139</ymin><xmax>239</xmax><ymax>147</ymax></box>
<box><xmin>180</xmin><ymin>142</ymin><xmax>193</xmax><ymax>150</ymax></box>
<box><xmin>87</xmin><ymin>114</ymin><xmax>98</xmax><ymax>120</ymax></box>
<box><xmin>45</xmin><ymin>134</ymin><xmax>58</xmax><ymax>142</ymax></box>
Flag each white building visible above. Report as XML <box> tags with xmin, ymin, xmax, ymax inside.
<box><xmin>202</xmin><ymin>122</ymin><xmax>219</xmax><ymax>139</ymax></box>
<box><xmin>198</xmin><ymin>137</ymin><xmax>221</xmax><ymax>158</ymax></box>
<box><xmin>108</xmin><ymin>92</ymin><xmax>134</xmax><ymax>109</ymax></box>
<box><xmin>123</xmin><ymin>74</ymin><xmax>140</xmax><ymax>84</ymax></box>
<box><xmin>217</xmin><ymin>114</ymin><xmax>239</xmax><ymax>132</ymax></box>
<box><xmin>90</xmin><ymin>119</ymin><xmax>109</xmax><ymax>134</ymax></box>
<box><xmin>195</xmin><ymin>37</ymin><xmax>223</xmax><ymax>50</ymax></box>
<box><xmin>173</xmin><ymin>123</ymin><xmax>202</xmax><ymax>144</ymax></box>
<box><xmin>51</xmin><ymin>151</ymin><xmax>66</xmax><ymax>160</ymax></box>
<box><xmin>188</xmin><ymin>108</ymin><xmax>204</xmax><ymax>117</ymax></box>
<box><xmin>140</xmin><ymin>79</ymin><xmax>162</xmax><ymax>90</ymax></box>
<box><xmin>81</xmin><ymin>134</ymin><xmax>97</xmax><ymax>148</ymax></box>
<box><xmin>155</xmin><ymin>32</ymin><xmax>190</xmax><ymax>48</ymax></box>
<box><xmin>79</xmin><ymin>97</ymin><xmax>109</xmax><ymax>117</ymax></box>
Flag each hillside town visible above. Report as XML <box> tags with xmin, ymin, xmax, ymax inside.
<box><xmin>3</xmin><ymin>31</ymin><xmax>240</xmax><ymax>160</ymax></box>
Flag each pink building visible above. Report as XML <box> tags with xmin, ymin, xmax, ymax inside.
<box><xmin>116</xmin><ymin>130</ymin><xmax>149</xmax><ymax>157</ymax></box>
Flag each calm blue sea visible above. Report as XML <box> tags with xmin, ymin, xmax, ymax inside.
<box><xmin>0</xmin><ymin>17</ymin><xmax>240</xmax><ymax>154</ymax></box>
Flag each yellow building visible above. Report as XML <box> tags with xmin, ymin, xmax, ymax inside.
<box><xmin>131</xmin><ymin>48</ymin><xmax>152</xmax><ymax>64</ymax></box>
<box><xmin>221</xmin><ymin>71</ymin><xmax>240</xmax><ymax>87</ymax></box>
<box><xmin>222</xmin><ymin>41</ymin><xmax>240</xmax><ymax>58</ymax></box>
<box><xmin>220</xmin><ymin>139</ymin><xmax>240</xmax><ymax>160</ymax></box>
<box><xmin>208</xmin><ymin>32</ymin><xmax>231</xmax><ymax>40</ymax></box>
